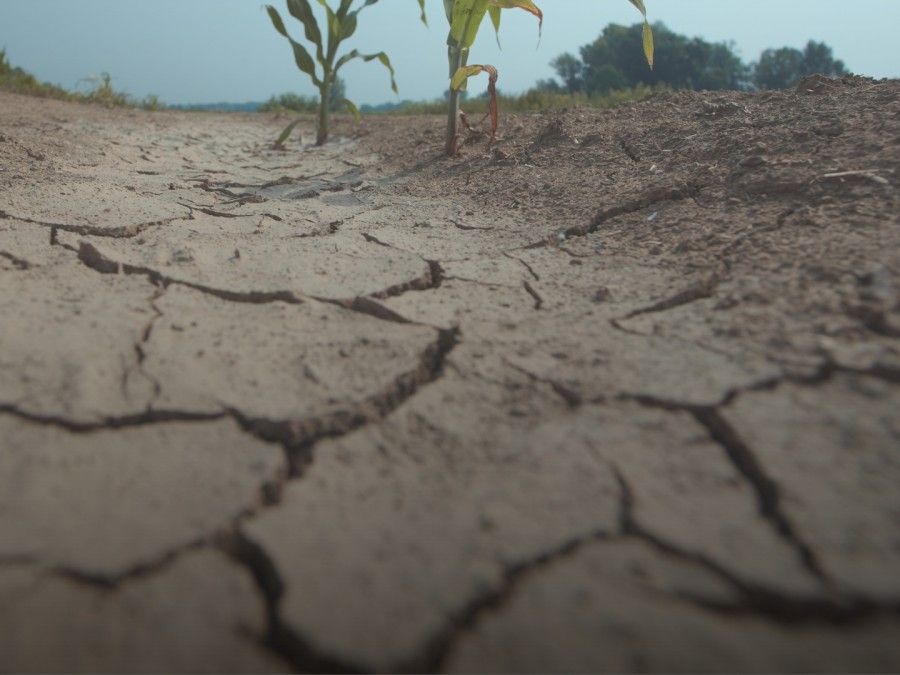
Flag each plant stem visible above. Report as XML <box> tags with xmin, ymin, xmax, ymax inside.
<box><xmin>446</xmin><ymin>45</ymin><xmax>467</xmax><ymax>155</ymax></box>
<box><xmin>317</xmin><ymin>79</ymin><xmax>331</xmax><ymax>146</ymax></box>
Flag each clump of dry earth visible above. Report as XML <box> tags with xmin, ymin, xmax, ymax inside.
<box><xmin>0</xmin><ymin>75</ymin><xmax>898</xmax><ymax>673</ymax></box>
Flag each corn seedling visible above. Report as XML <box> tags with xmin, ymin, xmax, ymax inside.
<box><xmin>266</xmin><ymin>0</ymin><xmax>427</xmax><ymax>147</ymax></box>
<box><xmin>437</xmin><ymin>0</ymin><xmax>655</xmax><ymax>155</ymax></box>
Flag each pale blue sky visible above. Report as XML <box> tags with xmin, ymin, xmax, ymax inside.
<box><xmin>1</xmin><ymin>0</ymin><xmax>898</xmax><ymax>105</ymax></box>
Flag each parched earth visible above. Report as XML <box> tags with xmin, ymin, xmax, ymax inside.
<box><xmin>1</xmin><ymin>75</ymin><xmax>898</xmax><ymax>673</ymax></box>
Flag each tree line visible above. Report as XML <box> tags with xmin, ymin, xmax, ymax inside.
<box><xmin>538</xmin><ymin>23</ymin><xmax>849</xmax><ymax>95</ymax></box>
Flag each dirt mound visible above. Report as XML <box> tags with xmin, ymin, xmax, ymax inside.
<box><xmin>1</xmin><ymin>76</ymin><xmax>898</xmax><ymax>672</ymax></box>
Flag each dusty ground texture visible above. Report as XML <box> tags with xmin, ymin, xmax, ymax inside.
<box><xmin>1</xmin><ymin>74</ymin><xmax>899</xmax><ymax>673</ymax></box>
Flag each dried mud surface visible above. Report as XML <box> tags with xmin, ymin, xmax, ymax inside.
<box><xmin>1</xmin><ymin>75</ymin><xmax>899</xmax><ymax>673</ymax></box>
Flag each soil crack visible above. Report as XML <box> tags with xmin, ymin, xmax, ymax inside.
<box><xmin>610</xmin><ymin>465</ymin><xmax>892</xmax><ymax>624</ymax></box>
<box><xmin>76</xmin><ymin>241</ymin><xmax>305</xmax><ymax>305</ymax></box>
<box><xmin>523</xmin><ymin>281</ymin><xmax>544</xmax><ymax>310</ymax></box>
<box><xmin>400</xmin><ymin>529</ymin><xmax>612</xmax><ymax>673</ymax></box>
<box><xmin>619</xmin><ymin>275</ymin><xmax>720</xmax><ymax>321</ymax></box>
<box><xmin>625</xmin><ymin>392</ymin><xmax>830</xmax><ymax>586</ymax></box>
<box><xmin>0</xmin><ymin>250</ymin><xmax>33</xmax><ymax>270</ymax></box>
<box><xmin>690</xmin><ymin>407</ymin><xmax>829</xmax><ymax>583</ymax></box>
<box><xmin>524</xmin><ymin>182</ymin><xmax>703</xmax><ymax>249</ymax></box>
<box><xmin>504</xmin><ymin>252</ymin><xmax>540</xmax><ymax>281</ymax></box>
<box><xmin>1</xmin><ymin>209</ymin><xmax>190</xmax><ymax>239</ymax></box>
<box><xmin>223</xmin><ymin>532</ymin><xmax>366</xmax><ymax>674</ymax></box>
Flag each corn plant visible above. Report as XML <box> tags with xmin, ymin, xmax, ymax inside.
<box><xmin>439</xmin><ymin>0</ymin><xmax>655</xmax><ymax>155</ymax></box>
<box><xmin>266</xmin><ymin>0</ymin><xmax>427</xmax><ymax>146</ymax></box>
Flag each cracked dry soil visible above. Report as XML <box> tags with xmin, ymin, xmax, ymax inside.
<box><xmin>1</xmin><ymin>74</ymin><xmax>899</xmax><ymax>673</ymax></box>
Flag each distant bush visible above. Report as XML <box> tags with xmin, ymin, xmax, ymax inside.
<box><xmin>371</xmin><ymin>84</ymin><xmax>663</xmax><ymax>115</ymax></box>
<box><xmin>259</xmin><ymin>92</ymin><xmax>318</xmax><ymax>114</ymax></box>
<box><xmin>0</xmin><ymin>49</ymin><xmax>162</xmax><ymax>110</ymax></box>
<box><xmin>259</xmin><ymin>77</ymin><xmax>351</xmax><ymax>116</ymax></box>
<box><xmin>0</xmin><ymin>48</ymin><xmax>72</xmax><ymax>100</ymax></box>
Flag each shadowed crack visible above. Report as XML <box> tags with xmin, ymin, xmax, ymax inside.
<box><xmin>223</xmin><ymin>532</ymin><xmax>366</xmax><ymax>674</ymax></box>
<box><xmin>504</xmin><ymin>252</ymin><xmax>540</xmax><ymax>281</ymax></box>
<box><xmin>524</xmin><ymin>183</ymin><xmax>702</xmax><ymax>249</ymax></box>
<box><xmin>0</xmin><ymin>250</ymin><xmax>32</xmax><ymax>270</ymax></box>
<box><xmin>234</xmin><ymin>326</ymin><xmax>460</xmax><ymax>476</ymax></box>
<box><xmin>77</xmin><ymin>241</ymin><xmax>305</xmax><ymax>305</ymax></box>
<box><xmin>625</xmin><ymin>392</ymin><xmax>828</xmax><ymax>585</ymax></box>
<box><xmin>74</xmin><ymin>235</ymin><xmax>444</xmax><ymax>312</ymax></box>
<box><xmin>315</xmin><ymin>296</ymin><xmax>412</xmax><ymax>325</ymax></box>
<box><xmin>0</xmin><ymin>405</ymin><xmax>227</xmax><ymax>433</ymax></box>
<box><xmin>620</xmin><ymin>275</ymin><xmax>720</xmax><ymax>320</ymax></box>
<box><xmin>610</xmin><ymin>466</ymin><xmax>895</xmax><ymax>625</ymax></box>
<box><xmin>523</xmin><ymin>281</ymin><xmax>544</xmax><ymax>310</ymax></box>
<box><xmin>368</xmin><ymin>259</ymin><xmax>444</xmax><ymax>301</ymax></box>
<box><xmin>51</xmin><ymin>539</ymin><xmax>212</xmax><ymax>591</ymax></box>
<box><xmin>451</xmin><ymin>219</ymin><xmax>493</xmax><ymax>232</ymax></box>
<box><xmin>398</xmin><ymin>462</ymin><xmax>900</xmax><ymax>675</ymax></box>
<box><xmin>577</xmin><ymin>183</ymin><xmax>702</xmax><ymax>238</ymax></box>
<box><xmin>398</xmin><ymin>529</ymin><xmax>613</xmax><ymax>673</ymax></box>
<box><xmin>503</xmin><ymin>360</ymin><xmax>584</xmax><ymax>409</ymax></box>
<box><xmin>689</xmin><ymin>408</ymin><xmax>829</xmax><ymax>584</ymax></box>
<box><xmin>126</xmin><ymin>283</ymin><xmax>166</xmax><ymax>405</ymax></box>
<box><xmin>1</xmin><ymin>321</ymin><xmax>459</xmax><ymax>477</ymax></box>
<box><xmin>361</xmin><ymin>232</ymin><xmax>391</xmax><ymax>248</ymax></box>
<box><xmin>178</xmin><ymin>203</ymin><xmax>247</xmax><ymax>219</ymax></box>
<box><xmin>1</xmin><ymin>209</ymin><xmax>190</xmax><ymax>239</ymax></box>
<box><xmin>313</xmin><ymin>260</ymin><xmax>444</xmax><ymax>326</ymax></box>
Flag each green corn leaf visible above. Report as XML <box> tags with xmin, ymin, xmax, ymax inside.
<box><xmin>314</xmin><ymin>0</ymin><xmax>340</xmax><ymax>39</ymax></box>
<box><xmin>341</xmin><ymin>98</ymin><xmax>361</xmax><ymax>122</ymax></box>
<box><xmin>267</xmin><ymin>0</ymin><xmax>423</xmax><ymax>147</ymax></box>
<box><xmin>488</xmin><ymin>6</ymin><xmax>502</xmax><ymax>47</ymax></box>
<box><xmin>286</xmin><ymin>0</ymin><xmax>325</xmax><ymax>64</ymax></box>
<box><xmin>450</xmin><ymin>0</ymin><xmax>490</xmax><ymax>49</ymax></box>
<box><xmin>339</xmin><ymin>10</ymin><xmax>358</xmax><ymax>40</ymax></box>
<box><xmin>443</xmin><ymin>0</ymin><xmax>454</xmax><ymax>23</ymax></box>
<box><xmin>274</xmin><ymin>119</ymin><xmax>303</xmax><ymax>148</ymax></box>
<box><xmin>334</xmin><ymin>50</ymin><xmax>398</xmax><ymax>94</ymax></box>
<box><xmin>265</xmin><ymin>5</ymin><xmax>290</xmax><ymax>37</ymax></box>
<box><xmin>266</xmin><ymin>5</ymin><xmax>322</xmax><ymax>84</ymax></box>
<box><xmin>628</xmin><ymin>0</ymin><xmax>648</xmax><ymax>15</ymax></box>
<box><xmin>288</xmin><ymin>38</ymin><xmax>320</xmax><ymax>82</ymax></box>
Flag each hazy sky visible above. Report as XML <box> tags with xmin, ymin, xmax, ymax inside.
<box><xmin>1</xmin><ymin>0</ymin><xmax>898</xmax><ymax>105</ymax></box>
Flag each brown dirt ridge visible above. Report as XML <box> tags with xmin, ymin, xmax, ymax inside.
<box><xmin>1</xmin><ymin>75</ymin><xmax>899</xmax><ymax>673</ymax></box>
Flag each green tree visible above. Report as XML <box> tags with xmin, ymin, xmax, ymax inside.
<box><xmin>550</xmin><ymin>53</ymin><xmax>584</xmax><ymax>93</ymax></box>
<box><xmin>753</xmin><ymin>40</ymin><xmax>849</xmax><ymax>90</ymax></box>
<box><xmin>546</xmin><ymin>23</ymin><xmax>749</xmax><ymax>95</ymax></box>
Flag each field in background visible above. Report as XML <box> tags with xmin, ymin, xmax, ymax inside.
<box><xmin>1</xmin><ymin>50</ymin><xmax>658</xmax><ymax>117</ymax></box>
